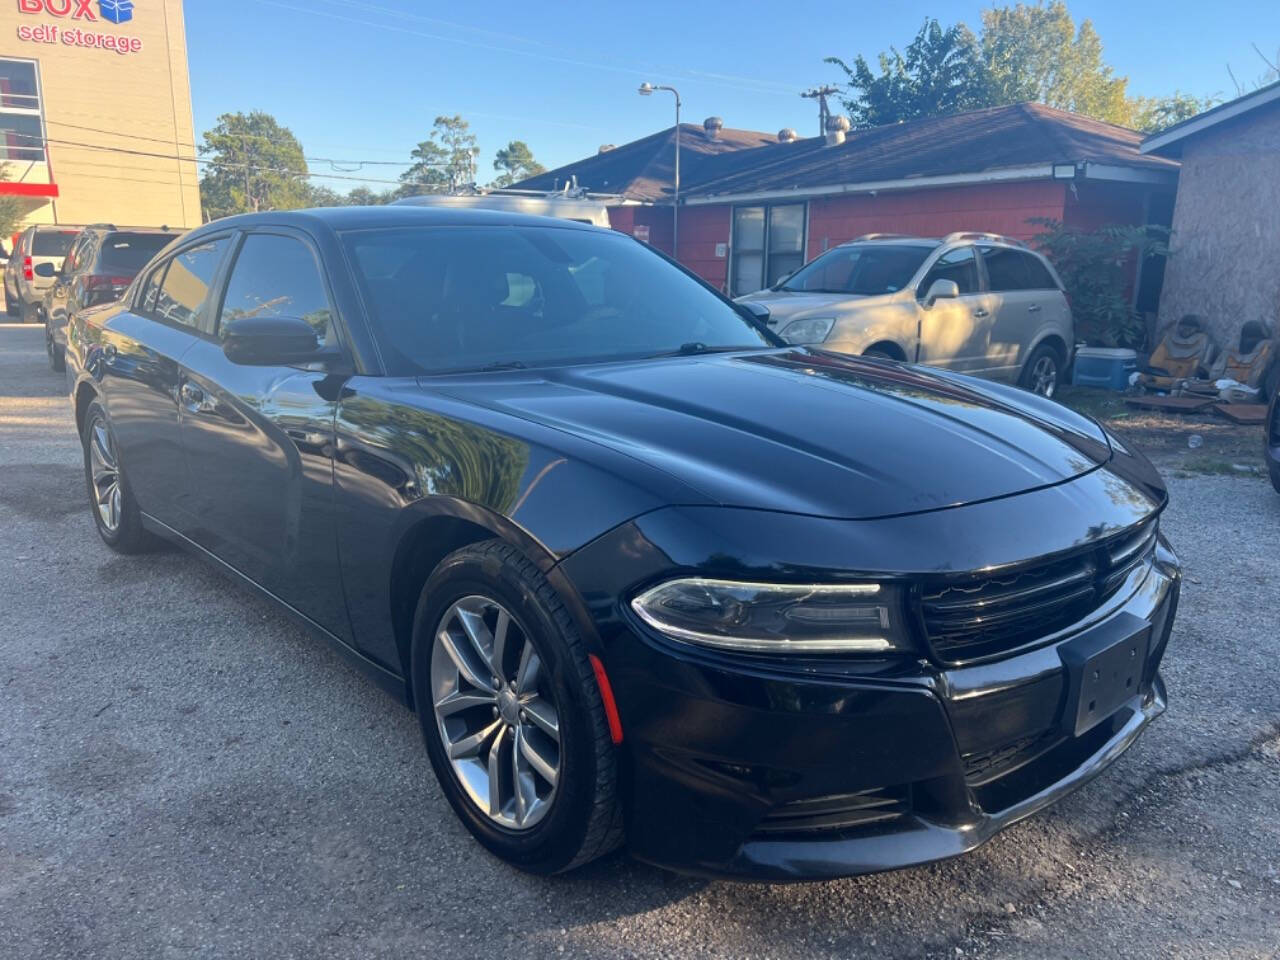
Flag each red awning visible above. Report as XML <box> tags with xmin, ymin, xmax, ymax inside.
<box><xmin>0</xmin><ymin>182</ymin><xmax>59</xmax><ymax>197</ymax></box>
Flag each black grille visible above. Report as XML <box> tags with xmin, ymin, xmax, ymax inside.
<box><xmin>753</xmin><ymin>787</ymin><xmax>910</xmax><ymax>836</ymax></box>
<box><xmin>919</xmin><ymin>520</ymin><xmax>1158</xmax><ymax>664</ymax></box>
<box><xmin>962</xmin><ymin>730</ymin><xmax>1062</xmax><ymax>786</ymax></box>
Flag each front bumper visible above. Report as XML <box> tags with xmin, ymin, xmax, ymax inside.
<box><xmin>561</xmin><ymin>511</ymin><xmax>1179</xmax><ymax>881</ymax></box>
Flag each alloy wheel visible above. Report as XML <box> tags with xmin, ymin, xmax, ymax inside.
<box><xmin>88</xmin><ymin>414</ymin><xmax>122</xmax><ymax>532</ymax></box>
<box><xmin>430</xmin><ymin>595</ymin><xmax>561</xmax><ymax>831</ymax></box>
<box><xmin>1030</xmin><ymin>354</ymin><xmax>1058</xmax><ymax>397</ymax></box>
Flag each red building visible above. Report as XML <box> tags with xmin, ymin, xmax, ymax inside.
<box><xmin>517</xmin><ymin>103</ymin><xmax>1178</xmax><ymax>306</ymax></box>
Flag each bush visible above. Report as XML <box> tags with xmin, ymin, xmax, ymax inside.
<box><xmin>1029</xmin><ymin>218</ymin><xmax>1169</xmax><ymax>349</ymax></box>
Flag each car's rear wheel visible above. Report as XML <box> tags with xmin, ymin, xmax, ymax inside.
<box><xmin>4</xmin><ymin>289</ymin><xmax>17</xmax><ymax>317</ymax></box>
<box><xmin>1020</xmin><ymin>343</ymin><xmax>1061</xmax><ymax>398</ymax></box>
<box><xmin>45</xmin><ymin>320</ymin><xmax>64</xmax><ymax>372</ymax></box>
<box><xmin>81</xmin><ymin>401</ymin><xmax>153</xmax><ymax>553</ymax></box>
<box><xmin>411</xmin><ymin>539</ymin><xmax>622</xmax><ymax>874</ymax></box>
<box><xmin>1267</xmin><ymin>392</ymin><xmax>1280</xmax><ymax>495</ymax></box>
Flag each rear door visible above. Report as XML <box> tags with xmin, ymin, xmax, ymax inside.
<box><xmin>178</xmin><ymin>229</ymin><xmax>352</xmax><ymax>641</ymax></box>
<box><xmin>979</xmin><ymin>246</ymin><xmax>1062</xmax><ymax>380</ymax></box>
<box><xmin>915</xmin><ymin>246</ymin><xmax>995</xmax><ymax>373</ymax></box>
<box><xmin>99</xmin><ymin>235</ymin><xmax>234</xmax><ymax>529</ymax></box>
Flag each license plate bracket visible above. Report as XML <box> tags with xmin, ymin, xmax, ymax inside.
<box><xmin>1059</xmin><ymin>612</ymin><xmax>1150</xmax><ymax>737</ymax></box>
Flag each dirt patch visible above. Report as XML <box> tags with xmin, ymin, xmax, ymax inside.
<box><xmin>1055</xmin><ymin>386</ymin><xmax>1267</xmax><ymax>474</ymax></box>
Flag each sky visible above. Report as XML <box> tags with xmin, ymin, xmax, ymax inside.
<box><xmin>184</xmin><ymin>0</ymin><xmax>1280</xmax><ymax>192</ymax></box>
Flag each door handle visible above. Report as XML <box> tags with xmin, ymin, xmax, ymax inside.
<box><xmin>1027</xmin><ymin>303</ymin><xmax>1042</xmax><ymax>313</ymax></box>
<box><xmin>972</xmin><ymin>308</ymin><xmax>990</xmax><ymax>318</ymax></box>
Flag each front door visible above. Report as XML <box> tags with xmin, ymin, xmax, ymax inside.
<box><xmin>915</xmin><ymin>246</ymin><xmax>995</xmax><ymax>373</ymax></box>
<box><xmin>178</xmin><ymin>231</ymin><xmax>352</xmax><ymax>641</ymax></box>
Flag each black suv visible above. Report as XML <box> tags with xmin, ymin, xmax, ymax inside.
<box><xmin>38</xmin><ymin>224</ymin><xmax>174</xmax><ymax>371</ymax></box>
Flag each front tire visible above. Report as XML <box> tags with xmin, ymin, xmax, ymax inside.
<box><xmin>411</xmin><ymin>540</ymin><xmax>622</xmax><ymax>874</ymax></box>
<box><xmin>81</xmin><ymin>400</ymin><xmax>154</xmax><ymax>553</ymax></box>
<box><xmin>1020</xmin><ymin>343</ymin><xmax>1061</xmax><ymax>398</ymax></box>
<box><xmin>46</xmin><ymin>320</ymin><xmax>64</xmax><ymax>372</ymax></box>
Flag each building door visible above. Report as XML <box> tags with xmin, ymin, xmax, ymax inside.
<box><xmin>729</xmin><ymin>203</ymin><xmax>806</xmax><ymax>297</ymax></box>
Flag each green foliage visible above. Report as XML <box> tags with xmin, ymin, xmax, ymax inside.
<box><xmin>825</xmin><ymin>2</ymin><xmax>1216</xmax><ymax>130</ymax></box>
<box><xmin>825</xmin><ymin>20</ymin><xmax>988</xmax><ymax>128</ymax></box>
<box><xmin>981</xmin><ymin>2</ymin><xmax>1130</xmax><ymax>124</ymax></box>
<box><xmin>199</xmin><ymin>111</ymin><xmax>311</xmax><ymax>219</ymax></box>
<box><xmin>0</xmin><ymin>164</ymin><xmax>23</xmax><ymax>242</ymax></box>
<box><xmin>401</xmin><ymin>115</ymin><xmax>480</xmax><ymax>195</ymax></box>
<box><xmin>1129</xmin><ymin>92</ymin><xmax>1220</xmax><ymax>133</ymax></box>
<box><xmin>1029</xmin><ymin>217</ymin><xmax>1170</xmax><ymax>349</ymax></box>
<box><xmin>492</xmin><ymin>140</ymin><xmax>545</xmax><ymax>188</ymax></box>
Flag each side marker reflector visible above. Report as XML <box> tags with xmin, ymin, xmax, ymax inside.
<box><xmin>588</xmin><ymin>654</ymin><xmax>623</xmax><ymax>745</ymax></box>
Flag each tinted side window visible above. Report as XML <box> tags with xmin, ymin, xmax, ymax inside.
<box><xmin>1019</xmin><ymin>252</ymin><xmax>1057</xmax><ymax>290</ymax></box>
<box><xmin>919</xmin><ymin>247</ymin><xmax>979</xmax><ymax>297</ymax></box>
<box><xmin>981</xmin><ymin>246</ymin><xmax>1033</xmax><ymax>292</ymax></box>
<box><xmin>155</xmin><ymin>237</ymin><xmax>230</xmax><ymax>329</ymax></box>
<box><xmin>139</xmin><ymin>262</ymin><xmax>167</xmax><ymax>313</ymax></box>
<box><xmin>218</xmin><ymin>234</ymin><xmax>334</xmax><ymax>345</ymax></box>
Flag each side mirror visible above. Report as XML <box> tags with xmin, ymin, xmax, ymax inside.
<box><xmin>221</xmin><ymin>315</ymin><xmax>330</xmax><ymax>366</ymax></box>
<box><xmin>736</xmin><ymin>300</ymin><xmax>772</xmax><ymax>325</ymax></box>
<box><xmin>33</xmin><ymin>262</ymin><xmax>57</xmax><ymax>278</ymax></box>
<box><xmin>922</xmin><ymin>278</ymin><xmax>959</xmax><ymax>307</ymax></box>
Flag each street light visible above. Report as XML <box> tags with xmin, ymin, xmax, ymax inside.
<box><xmin>638</xmin><ymin>82</ymin><xmax>681</xmax><ymax>261</ymax></box>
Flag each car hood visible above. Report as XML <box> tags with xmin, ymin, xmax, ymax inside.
<box><xmin>736</xmin><ymin>289</ymin><xmax>891</xmax><ymax>323</ymax></box>
<box><xmin>432</xmin><ymin>349</ymin><xmax>1112</xmax><ymax>520</ymax></box>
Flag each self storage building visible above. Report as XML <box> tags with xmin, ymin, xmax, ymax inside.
<box><xmin>0</xmin><ymin>0</ymin><xmax>200</xmax><ymax>234</ymax></box>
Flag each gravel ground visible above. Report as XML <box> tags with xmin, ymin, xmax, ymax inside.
<box><xmin>1</xmin><ymin>323</ymin><xmax>1278</xmax><ymax>959</ymax></box>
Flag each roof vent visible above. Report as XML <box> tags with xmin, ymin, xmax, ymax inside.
<box><xmin>703</xmin><ymin>116</ymin><xmax>724</xmax><ymax>140</ymax></box>
<box><xmin>825</xmin><ymin>114</ymin><xmax>851</xmax><ymax>146</ymax></box>
<box><xmin>777</xmin><ymin>127</ymin><xmax>799</xmax><ymax>143</ymax></box>
<box><xmin>598</xmin><ymin>144</ymin><xmax>616</xmax><ymax>154</ymax></box>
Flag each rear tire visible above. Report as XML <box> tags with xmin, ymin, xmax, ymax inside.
<box><xmin>1019</xmin><ymin>343</ymin><xmax>1061</xmax><ymax>398</ymax></box>
<box><xmin>411</xmin><ymin>539</ymin><xmax>623</xmax><ymax>874</ymax></box>
<box><xmin>81</xmin><ymin>400</ymin><xmax>155</xmax><ymax>553</ymax></box>
<box><xmin>46</xmin><ymin>321</ymin><xmax>64</xmax><ymax>372</ymax></box>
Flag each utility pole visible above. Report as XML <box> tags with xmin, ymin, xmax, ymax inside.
<box><xmin>801</xmin><ymin>85</ymin><xmax>841</xmax><ymax>137</ymax></box>
<box><xmin>638</xmin><ymin>82</ymin><xmax>681</xmax><ymax>261</ymax></box>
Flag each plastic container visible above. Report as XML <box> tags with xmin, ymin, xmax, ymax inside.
<box><xmin>1071</xmin><ymin>347</ymin><xmax>1138</xmax><ymax>391</ymax></box>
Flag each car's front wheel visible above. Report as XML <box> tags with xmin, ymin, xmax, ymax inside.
<box><xmin>1020</xmin><ymin>343</ymin><xmax>1061</xmax><ymax>398</ymax></box>
<box><xmin>411</xmin><ymin>540</ymin><xmax>622</xmax><ymax>874</ymax></box>
<box><xmin>81</xmin><ymin>400</ymin><xmax>153</xmax><ymax>553</ymax></box>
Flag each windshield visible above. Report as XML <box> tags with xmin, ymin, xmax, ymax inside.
<box><xmin>32</xmin><ymin>230</ymin><xmax>76</xmax><ymax>257</ymax></box>
<box><xmin>100</xmin><ymin>233</ymin><xmax>171</xmax><ymax>271</ymax></box>
<box><xmin>343</xmin><ymin>225</ymin><xmax>773</xmax><ymax>374</ymax></box>
<box><xmin>779</xmin><ymin>243</ymin><xmax>935</xmax><ymax>296</ymax></box>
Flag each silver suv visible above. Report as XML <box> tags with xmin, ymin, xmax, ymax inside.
<box><xmin>736</xmin><ymin>233</ymin><xmax>1074</xmax><ymax>397</ymax></box>
<box><xmin>4</xmin><ymin>225</ymin><xmax>80</xmax><ymax>322</ymax></box>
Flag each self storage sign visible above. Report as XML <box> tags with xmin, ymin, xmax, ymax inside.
<box><xmin>16</xmin><ymin>0</ymin><xmax>142</xmax><ymax>55</ymax></box>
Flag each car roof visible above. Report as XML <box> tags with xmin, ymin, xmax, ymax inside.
<box><xmin>192</xmin><ymin>205</ymin><xmax>605</xmax><ymax>236</ymax></box>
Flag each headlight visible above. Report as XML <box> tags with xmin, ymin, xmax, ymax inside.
<box><xmin>777</xmin><ymin>317</ymin><xmax>835</xmax><ymax>344</ymax></box>
<box><xmin>630</xmin><ymin>577</ymin><xmax>908</xmax><ymax>654</ymax></box>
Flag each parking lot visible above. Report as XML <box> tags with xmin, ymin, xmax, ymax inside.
<box><xmin>1</xmin><ymin>321</ymin><xmax>1278</xmax><ymax>959</ymax></box>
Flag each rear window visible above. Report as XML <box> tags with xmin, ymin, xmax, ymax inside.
<box><xmin>32</xmin><ymin>231</ymin><xmax>76</xmax><ymax>256</ymax></box>
<box><xmin>99</xmin><ymin>233</ymin><xmax>171</xmax><ymax>271</ymax></box>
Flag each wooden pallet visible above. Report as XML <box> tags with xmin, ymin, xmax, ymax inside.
<box><xmin>1212</xmin><ymin>403</ymin><xmax>1269</xmax><ymax>425</ymax></box>
<box><xmin>1123</xmin><ymin>395</ymin><xmax>1217</xmax><ymax>413</ymax></box>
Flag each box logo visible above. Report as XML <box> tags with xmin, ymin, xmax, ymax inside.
<box><xmin>98</xmin><ymin>0</ymin><xmax>132</xmax><ymax>23</ymax></box>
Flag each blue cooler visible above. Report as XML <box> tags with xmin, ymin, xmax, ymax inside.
<box><xmin>1071</xmin><ymin>347</ymin><xmax>1138</xmax><ymax>390</ymax></box>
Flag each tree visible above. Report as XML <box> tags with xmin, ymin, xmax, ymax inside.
<box><xmin>1130</xmin><ymin>92</ymin><xmax>1219</xmax><ymax>134</ymax></box>
<box><xmin>401</xmin><ymin>115</ymin><xmax>479</xmax><ymax>195</ymax></box>
<box><xmin>980</xmin><ymin>2</ymin><xmax>1130</xmax><ymax>124</ymax></box>
<box><xmin>826</xmin><ymin>19</ymin><xmax>989</xmax><ymax>128</ymax></box>
<box><xmin>0</xmin><ymin>164</ymin><xmax>23</xmax><ymax>245</ymax></box>
<box><xmin>491</xmin><ymin>140</ymin><xmax>545</xmax><ymax>188</ymax></box>
<box><xmin>824</xmin><ymin>2</ymin><xmax>1217</xmax><ymax>131</ymax></box>
<box><xmin>199</xmin><ymin>111</ymin><xmax>310</xmax><ymax>219</ymax></box>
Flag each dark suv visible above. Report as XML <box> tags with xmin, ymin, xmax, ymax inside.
<box><xmin>38</xmin><ymin>224</ymin><xmax>174</xmax><ymax>372</ymax></box>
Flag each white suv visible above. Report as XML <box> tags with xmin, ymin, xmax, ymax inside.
<box><xmin>736</xmin><ymin>233</ymin><xmax>1074</xmax><ymax>397</ymax></box>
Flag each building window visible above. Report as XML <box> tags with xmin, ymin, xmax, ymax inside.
<box><xmin>729</xmin><ymin>203</ymin><xmax>806</xmax><ymax>297</ymax></box>
<box><xmin>0</xmin><ymin>59</ymin><xmax>45</xmax><ymax>163</ymax></box>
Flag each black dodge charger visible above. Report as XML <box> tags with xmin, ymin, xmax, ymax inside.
<box><xmin>65</xmin><ymin>207</ymin><xmax>1180</xmax><ymax>881</ymax></box>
